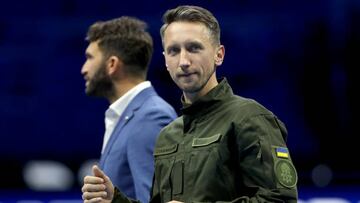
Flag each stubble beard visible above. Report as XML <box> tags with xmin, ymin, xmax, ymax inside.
<box><xmin>85</xmin><ymin>63</ymin><xmax>113</xmax><ymax>98</ymax></box>
<box><xmin>179</xmin><ymin>66</ymin><xmax>216</xmax><ymax>94</ymax></box>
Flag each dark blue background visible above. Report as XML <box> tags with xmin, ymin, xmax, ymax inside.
<box><xmin>1</xmin><ymin>0</ymin><xmax>359</xmax><ymax>191</ymax></box>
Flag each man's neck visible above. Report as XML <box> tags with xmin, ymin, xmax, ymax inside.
<box><xmin>183</xmin><ymin>79</ymin><xmax>219</xmax><ymax>104</ymax></box>
<box><xmin>108</xmin><ymin>78</ymin><xmax>144</xmax><ymax>104</ymax></box>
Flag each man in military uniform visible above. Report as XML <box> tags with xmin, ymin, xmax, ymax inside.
<box><xmin>82</xmin><ymin>5</ymin><xmax>298</xmax><ymax>203</ymax></box>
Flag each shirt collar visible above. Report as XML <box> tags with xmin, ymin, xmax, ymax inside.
<box><xmin>181</xmin><ymin>78</ymin><xmax>233</xmax><ymax>116</ymax></box>
<box><xmin>108</xmin><ymin>81</ymin><xmax>151</xmax><ymax>117</ymax></box>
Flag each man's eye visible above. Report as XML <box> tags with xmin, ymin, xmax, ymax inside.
<box><xmin>188</xmin><ymin>45</ymin><xmax>201</xmax><ymax>52</ymax></box>
<box><xmin>85</xmin><ymin>53</ymin><xmax>93</xmax><ymax>59</ymax></box>
<box><xmin>167</xmin><ymin>47</ymin><xmax>180</xmax><ymax>55</ymax></box>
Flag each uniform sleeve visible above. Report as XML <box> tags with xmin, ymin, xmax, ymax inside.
<box><xmin>111</xmin><ymin>187</ymin><xmax>140</xmax><ymax>203</ymax></box>
<box><xmin>227</xmin><ymin>114</ymin><xmax>298</xmax><ymax>203</ymax></box>
<box><xmin>127</xmin><ymin>108</ymin><xmax>176</xmax><ymax>203</ymax></box>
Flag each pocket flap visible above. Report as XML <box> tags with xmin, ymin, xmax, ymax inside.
<box><xmin>154</xmin><ymin>144</ymin><xmax>178</xmax><ymax>156</ymax></box>
<box><xmin>192</xmin><ymin>133</ymin><xmax>222</xmax><ymax>147</ymax></box>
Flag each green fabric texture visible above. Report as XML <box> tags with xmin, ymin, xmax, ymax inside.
<box><xmin>113</xmin><ymin>78</ymin><xmax>298</xmax><ymax>203</ymax></box>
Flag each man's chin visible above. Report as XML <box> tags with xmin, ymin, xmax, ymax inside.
<box><xmin>181</xmin><ymin>85</ymin><xmax>202</xmax><ymax>94</ymax></box>
<box><xmin>85</xmin><ymin>88</ymin><xmax>97</xmax><ymax>97</ymax></box>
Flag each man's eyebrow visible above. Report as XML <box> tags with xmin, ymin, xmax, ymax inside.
<box><xmin>186</xmin><ymin>41</ymin><xmax>203</xmax><ymax>47</ymax></box>
<box><xmin>166</xmin><ymin>43</ymin><xmax>179</xmax><ymax>51</ymax></box>
<box><xmin>167</xmin><ymin>42</ymin><xmax>179</xmax><ymax>47</ymax></box>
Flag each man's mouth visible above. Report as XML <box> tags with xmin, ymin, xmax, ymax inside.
<box><xmin>85</xmin><ymin>80</ymin><xmax>90</xmax><ymax>87</ymax></box>
<box><xmin>179</xmin><ymin>72</ymin><xmax>195</xmax><ymax>77</ymax></box>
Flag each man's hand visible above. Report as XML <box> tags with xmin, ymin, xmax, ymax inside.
<box><xmin>82</xmin><ymin>165</ymin><xmax>114</xmax><ymax>203</ymax></box>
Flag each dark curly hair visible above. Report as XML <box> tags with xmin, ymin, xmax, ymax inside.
<box><xmin>86</xmin><ymin>16</ymin><xmax>153</xmax><ymax>79</ymax></box>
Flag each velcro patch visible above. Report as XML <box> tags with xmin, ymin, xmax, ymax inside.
<box><xmin>274</xmin><ymin>159</ymin><xmax>298</xmax><ymax>188</ymax></box>
<box><xmin>275</xmin><ymin>147</ymin><xmax>289</xmax><ymax>158</ymax></box>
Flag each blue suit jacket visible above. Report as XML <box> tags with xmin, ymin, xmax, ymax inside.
<box><xmin>99</xmin><ymin>86</ymin><xmax>176</xmax><ymax>203</ymax></box>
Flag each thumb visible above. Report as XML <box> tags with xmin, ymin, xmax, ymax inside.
<box><xmin>92</xmin><ymin>165</ymin><xmax>114</xmax><ymax>199</ymax></box>
<box><xmin>92</xmin><ymin>165</ymin><xmax>110</xmax><ymax>182</ymax></box>
<box><xmin>92</xmin><ymin>165</ymin><xmax>107</xmax><ymax>180</ymax></box>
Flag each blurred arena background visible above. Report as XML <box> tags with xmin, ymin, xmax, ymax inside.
<box><xmin>1</xmin><ymin>0</ymin><xmax>359</xmax><ymax>202</ymax></box>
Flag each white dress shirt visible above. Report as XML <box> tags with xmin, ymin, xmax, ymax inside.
<box><xmin>101</xmin><ymin>81</ymin><xmax>151</xmax><ymax>153</ymax></box>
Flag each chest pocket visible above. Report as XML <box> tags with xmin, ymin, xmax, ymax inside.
<box><xmin>189</xmin><ymin>133</ymin><xmax>235</xmax><ymax>201</ymax></box>
<box><xmin>192</xmin><ymin>133</ymin><xmax>222</xmax><ymax>148</ymax></box>
<box><xmin>153</xmin><ymin>144</ymin><xmax>178</xmax><ymax>202</ymax></box>
<box><xmin>154</xmin><ymin>144</ymin><xmax>178</xmax><ymax>157</ymax></box>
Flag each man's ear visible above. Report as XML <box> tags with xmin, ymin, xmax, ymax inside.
<box><xmin>107</xmin><ymin>56</ymin><xmax>123</xmax><ymax>76</ymax></box>
<box><xmin>163</xmin><ymin>51</ymin><xmax>169</xmax><ymax>71</ymax></box>
<box><xmin>214</xmin><ymin>45</ymin><xmax>225</xmax><ymax>66</ymax></box>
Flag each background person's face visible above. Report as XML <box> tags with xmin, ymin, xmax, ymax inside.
<box><xmin>163</xmin><ymin>22</ymin><xmax>220</xmax><ymax>96</ymax></box>
<box><xmin>81</xmin><ymin>42</ymin><xmax>112</xmax><ymax>97</ymax></box>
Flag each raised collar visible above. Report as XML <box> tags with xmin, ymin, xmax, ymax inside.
<box><xmin>181</xmin><ymin>78</ymin><xmax>233</xmax><ymax>117</ymax></box>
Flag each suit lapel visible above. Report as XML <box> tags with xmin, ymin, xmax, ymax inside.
<box><xmin>99</xmin><ymin>87</ymin><xmax>157</xmax><ymax>167</ymax></box>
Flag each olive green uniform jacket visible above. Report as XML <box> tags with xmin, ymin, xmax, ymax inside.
<box><xmin>112</xmin><ymin>78</ymin><xmax>298</xmax><ymax>203</ymax></box>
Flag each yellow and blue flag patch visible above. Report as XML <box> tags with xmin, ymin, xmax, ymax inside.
<box><xmin>276</xmin><ymin>147</ymin><xmax>289</xmax><ymax>158</ymax></box>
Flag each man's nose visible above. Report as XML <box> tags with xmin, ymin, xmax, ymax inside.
<box><xmin>179</xmin><ymin>50</ymin><xmax>190</xmax><ymax>69</ymax></box>
<box><xmin>80</xmin><ymin>64</ymin><xmax>87</xmax><ymax>75</ymax></box>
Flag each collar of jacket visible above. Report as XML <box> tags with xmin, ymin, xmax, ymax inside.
<box><xmin>181</xmin><ymin>77</ymin><xmax>233</xmax><ymax>118</ymax></box>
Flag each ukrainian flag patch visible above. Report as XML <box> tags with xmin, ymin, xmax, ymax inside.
<box><xmin>276</xmin><ymin>147</ymin><xmax>289</xmax><ymax>158</ymax></box>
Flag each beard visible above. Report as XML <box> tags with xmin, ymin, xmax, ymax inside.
<box><xmin>85</xmin><ymin>62</ymin><xmax>113</xmax><ymax>98</ymax></box>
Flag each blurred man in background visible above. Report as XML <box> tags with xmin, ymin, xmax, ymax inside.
<box><xmin>81</xmin><ymin>16</ymin><xmax>177</xmax><ymax>203</ymax></box>
<box><xmin>82</xmin><ymin>6</ymin><xmax>297</xmax><ymax>203</ymax></box>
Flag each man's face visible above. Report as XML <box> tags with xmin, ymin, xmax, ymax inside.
<box><xmin>81</xmin><ymin>41</ymin><xmax>112</xmax><ymax>97</ymax></box>
<box><xmin>163</xmin><ymin>21</ymin><xmax>224</xmax><ymax>96</ymax></box>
